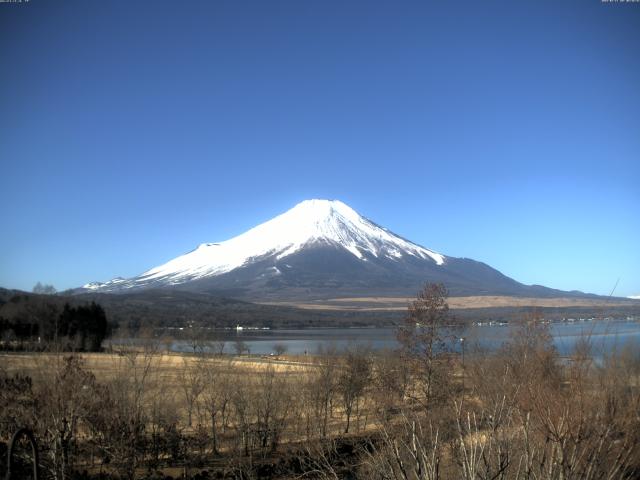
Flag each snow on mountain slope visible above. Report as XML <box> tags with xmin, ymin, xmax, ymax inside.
<box><xmin>83</xmin><ymin>199</ymin><xmax>445</xmax><ymax>291</ymax></box>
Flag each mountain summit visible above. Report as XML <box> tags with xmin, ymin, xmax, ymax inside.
<box><xmin>146</xmin><ymin>199</ymin><xmax>446</xmax><ymax>279</ymax></box>
<box><xmin>82</xmin><ymin>199</ymin><xmax>581</xmax><ymax>299</ymax></box>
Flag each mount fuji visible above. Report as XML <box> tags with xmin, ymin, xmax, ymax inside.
<box><xmin>81</xmin><ymin>199</ymin><xmax>587</xmax><ymax>300</ymax></box>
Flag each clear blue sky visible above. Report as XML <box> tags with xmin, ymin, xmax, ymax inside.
<box><xmin>1</xmin><ymin>0</ymin><xmax>638</xmax><ymax>297</ymax></box>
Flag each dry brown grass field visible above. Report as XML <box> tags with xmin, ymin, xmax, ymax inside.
<box><xmin>2</xmin><ymin>287</ymin><xmax>640</xmax><ymax>479</ymax></box>
<box><xmin>262</xmin><ymin>295</ymin><xmax>638</xmax><ymax>311</ymax></box>
<box><xmin>0</xmin><ymin>351</ymin><xmax>310</xmax><ymax>378</ymax></box>
<box><xmin>1</xmin><ymin>346</ymin><xmax>402</xmax><ymax>478</ymax></box>
<box><xmin>0</xmin><ymin>350</ymin><xmax>322</xmax><ymax>441</ymax></box>
<box><xmin>3</xmin><ymin>337</ymin><xmax>640</xmax><ymax>480</ymax></box>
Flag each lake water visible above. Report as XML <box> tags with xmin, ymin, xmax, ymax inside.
<box><xmin>165</xmin><ymin>318</ymin><xmax>640</xmax><ymax>357</ymax></box>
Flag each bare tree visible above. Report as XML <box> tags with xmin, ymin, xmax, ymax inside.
<box><xmin>397</xmin><ymin>283</ymin><xmax>455</xmax><ymax>407</ymax></box>
<box><xmin>208</xmin><ymin>331</ymin><xmax>226</xmax><ymax>356</ymax></box>
<box><xmin>254</xmin><ymin>364</ymin><xmax>293</xmax><ymax>453</ymax></box>
<box><xmin>337</xmin><ymin>344</ymin><xmax>371</xmax><ymax>433</ymax></box>
<box><xmin>88</xmin><ymin>343</ymin><xmax>157</xmax><ymax>479</ymax></box>
<box><xmin>0</xmin><ymin>368</ymin><xmax>37</xmax><ymax>441</ymax></box>
<box><xmin>185</xmin><ymin>325</ymin><xmax>206</xmax><ymax>354</ymax></box>
<box><xmin>234</xmin><ymin>338</ymin><xmax>248</xmax><ymax>356</ymax></box>
<box><xmin>361</xmin><ymin>412</ymin><xmax>442</xmax><ymax>480</ymax></box>
<box><xmin>34</xmin><ymin>355</ymin><xmax>101</xmax><ymax>480</ymax></box>
<box><xmin>501</xmin><ymin>311</ymin><xmax>559</xmax><ymax>391</ymax></box>
<box><xmin>33</xmin><ymin>282</ymin><xmax>57</xmax><ymax>295</ymax></box>
<box><xmin>230</xmin><ymin>376</ymin><xmax>253</xmax><ymax>456</ymax></box>
<box><xmin>304</xmin><ymin>344</ymin><xmax>338</xmax><ymax>439</ymax></box>
<box><xmin>201</xmin><ymin>358</ymin><xmax>232</xmax><ymax>454</ymax></box>
<box><xmin>147</xmin><ymin>381</ymin><xmax>180</xmax><ymax>470</ymax></box>
<box><xmin>372</xmin><ymin>349</ymin><xmax>411</xmax><ymax>417</ymax></box>
<box><xmin>273</xmin><ymin>342</ymin><xmax>288</xmax><ymax>357</ymax></box>
<box><xmin>180</xmin><ymin>357</ymin><xmax>205</xmax><ymax>427</ymax></box>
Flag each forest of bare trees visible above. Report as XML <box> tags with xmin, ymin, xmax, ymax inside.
<box><xmin>1</xmin><ymin>284</ymin><xmax>640</xmax><ymax>479</ymax></box>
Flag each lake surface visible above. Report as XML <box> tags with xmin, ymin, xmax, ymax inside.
<box><xmin>164</xmin><ymin>318</ymin><xmax>640</xmax><ymax>357</ymax></box>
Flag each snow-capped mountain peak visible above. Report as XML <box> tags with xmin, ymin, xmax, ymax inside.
<box><xmin>78</xmin><ymin>200</ymin><xmax>608</xmax><ymax>300</ymax></box>
<box><xmin>84</xmin><ymin>199</ymin><xmax>445</xmax><ymax>292</ymax></box>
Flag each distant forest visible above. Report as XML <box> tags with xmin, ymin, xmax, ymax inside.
<box><xmin>1</xmin><ymin>288</ymin><xmax>639</xmax><ymax>345</ymax></box>
<box><xmin>0</xmin><ymin>293</ymin><xmax>113</xmax><ymax>351</ymax></box>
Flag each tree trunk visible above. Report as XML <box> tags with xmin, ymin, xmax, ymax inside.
<box><xmin>211</xmin><ymin>413</ymin><xmax>219</xmax><ymax>455</ymax></box>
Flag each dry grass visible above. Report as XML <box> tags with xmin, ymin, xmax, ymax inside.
<box><xmin>261</xmin><ymin>295</ymin><xmax>638</xmax><ymax>311</ymax></box>
<box><xmin>0</xmin><ymin>351</ymin><xmax>311</xmax><ymax>379</ymax></box>
<box><xmin>0</xmin><ymin>350</ymin><xmax>318</xmax><ymax>444</ymax></box>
